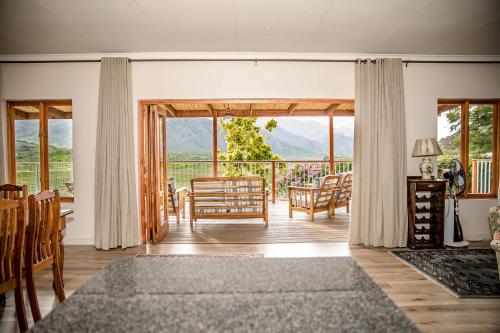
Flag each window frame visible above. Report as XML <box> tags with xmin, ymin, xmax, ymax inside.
<box><xmin>438</xmin><ymin>98</ymin><xmax>500</xmax><ymax>199</ymax></box>
<box><xmin>6</xmin><ymin>100</ymin><xmax>74</xmax><ymax>202</ymax></box>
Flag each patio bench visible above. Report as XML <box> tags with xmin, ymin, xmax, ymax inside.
<box><xmin>189</xmin><ymin>176</ymin><xmax>269</xmax><ymax>228</ymax></box>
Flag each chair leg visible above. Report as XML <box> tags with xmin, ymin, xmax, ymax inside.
<box><xmin>346</xmin><ymin>202</ymin><xmax>350</xmax><ymax>213</ymax></box>
<box><xmin>0</xmin><ymin>293</ymin><xmax>5</xmax><ymax>312</ymax></box>
<box><xmin>14</xmin><ymin>284</ymin><xmax>28</xmax><ymax>332</ymax></box>
<box><xmin>52</xmin><ymin>262</ymin><xmax>66</xmax><ymax>302</ymax></box>
<box><xmin>26</xmin><ymin>268</ymin><xmax>42</xmax><ymax>322</ymax></box>
<box><xmin>176</xmin><ymin>210</ymin><xmax>180</xmax><ymax>224</ymax></box>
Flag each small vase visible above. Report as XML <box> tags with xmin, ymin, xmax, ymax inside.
<box><xmin>419</xmin><ymin>157</ymin><xmax>433</xmax><ymax>180</ymax></box>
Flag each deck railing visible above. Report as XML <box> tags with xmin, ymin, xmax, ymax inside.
<box><xmin>15</xmin><ymin>162</ymin><xmax>73</xmax><ymax>196</ymax></box>
<box><xmin>470</xmin><ymin>159</ymin><xmax>493</xmax><ymax>194</ymax></box>
<box><xmin>167</xmin><ymin>159</ymin><xmax>353</xmax><ymax>201</ymax></box>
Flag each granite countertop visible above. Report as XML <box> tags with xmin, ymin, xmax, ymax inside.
<box><xmin>30</xmin><ymin>256</ymin><xmax>419</xmax><ymax>333</ymax></box>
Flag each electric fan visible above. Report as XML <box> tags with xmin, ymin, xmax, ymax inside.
<box><xmin>442</xmin><ymin>159</ymin><xmax>469</xmax><ymax>247</ymax></box>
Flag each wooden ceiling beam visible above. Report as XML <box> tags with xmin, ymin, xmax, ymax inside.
<box><xmin>165</xmin><ymin>104</ymin><xmax>177</xmax><ymax>118</ymax></box>
<box><xmin>141</xmin><ymin>98</ymin><xmax>353</xmax><ymax>105</ymax></box>
<box><xmin>437</xmin><ymin>104</ymin><xmax>459</xmax><ymax>114</ymax></box>
<box><xmin>47</xmin><ymin>106</ymin><xmax>71</xmax><ymax>119</ymax></box>
<box><xmin>160</xmin><ymin>108</ymin><xmax>354</xmax><ymax>118</ymax></box>
<box><xmin>158</xmin><ymin>104</ymin><xmax>177</xmax><ymax>117</ymax></box>
<box><xmin>287</xmin><ymin>103</ymin><xmax>298</xmax><ymax>116</ymax></box>
<box><xmin>207</xmin><ymin>104</ymin><xmax>214</xmax><ymax>117</ymax></box>
<box><xmin>14</xmin><ymin>110</ymin><xmax>30</xmax><ymax>120</ymax></box>
<box><xmin>325</xmin><ymin>103</ymin><xmax>341</xmax><ymax>116</ymax></box>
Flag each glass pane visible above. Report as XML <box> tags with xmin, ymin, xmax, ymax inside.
<box><xmin>47</xmin><ymin>104</ymin><xmax>73</xmax><ymax>197</ymax></box>
<box><xmin>333</xmin><ymin>116</ymin><xmax>354</xmax><ymax>174</ymax></box>
<box><xmin>437</xmin><ymin>104</ymin><xmax>461</xmax><ymax>173</ymax></box>
<box><xmin>167</xmin><ymin>117</ymin><xmax>214</xmax><ymax>190</ymax></box>
<box><xmin>14</xmin><ymin>105</ymin><xmax>41</xmax><ymax>194</ymax></box>
<box><xmin>468</xmin><ymin>104</ymin><xmax>494</xmax><ymax>194</ymax></box>
<box><xmin>158</xmin><ymin>117</ymin><xmax>168</xmax><ymax>224</ymax></box>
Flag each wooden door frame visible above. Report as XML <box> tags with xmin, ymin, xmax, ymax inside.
<box><xmin>138</xmin><ymin>103</ymin><xmax>169</xmax><ymax>243</ymax></box>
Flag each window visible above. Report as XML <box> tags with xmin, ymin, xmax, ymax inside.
<box><xmin>7</xmin><ymin>100</ymin><xmax>73</xmax><ymax>201</ymax></box>
<box><xmin>437</xmin><ymin>99</ymin><xmax>499</xmax><ymax>198</ymax></box>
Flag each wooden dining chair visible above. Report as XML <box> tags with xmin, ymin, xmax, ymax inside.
<box><xmin>25</xmin><ymin>189</ymin><xmax>65</xmax><ymax>322</ymax></box>
<box><xmin>0</xmin><ymin>183</ymin><xmax>28</xmax><ymax>200</ymax></box>
<box><xmin>0</xmin><ymin>196</ymin><xmax>29</xmax><ymax>332</ymax></box>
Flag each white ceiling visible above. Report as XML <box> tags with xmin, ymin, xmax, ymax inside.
<box><xmin>0</xmin><ymin>0</ymin><xmax>499</xmax><ymax>55</ymax></box>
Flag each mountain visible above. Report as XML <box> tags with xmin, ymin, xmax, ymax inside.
<box><xmin>15</xmin><ymin>120</ymin><xmax>73</xmax><ymax>149</ymax></box>
<box><xmin>167</xmin><ymin>118</ymin><xmax>353</xmax><ymax>160</ymax></box>
<box><xmin>14</xmin><ymin>117</ymin><xmax>353</xmax><ymax>160</ymax></box>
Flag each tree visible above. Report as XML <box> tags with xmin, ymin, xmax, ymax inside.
<box><xmin>438</xmin><ymin>104</ymin><xmax>493</xmax><ymax>168</ymax></box>
<box><xmin>218</xmin><ymin>117</ymin><xmax>281</xmax><ymax>182</ymax></box>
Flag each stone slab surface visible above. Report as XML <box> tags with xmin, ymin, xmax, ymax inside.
<box><xmin>30</xmin><ymin>257</ymin><xmax>419</xmax><ymax>333</ymax></box>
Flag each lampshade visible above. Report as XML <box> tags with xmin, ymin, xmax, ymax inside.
<box><xmin>412</xmin><ymin>138</ymin><xmax>443</xmax><ymax>157</ymax></box>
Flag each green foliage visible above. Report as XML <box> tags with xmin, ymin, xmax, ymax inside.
<box><xmin>264</xmin><ymin>118</ymin><xmax>278</xmax><ymax>132</ymax></box>
<box><xmin>218</xmin><ymin>117</ymin><xmax>281</xmax><ymax>184</ymax></box>
<box><xmin>468</xmin><ymin>105</ymin><xmax>493</xmax><ymax>157</ymax></box>
<box><xmin>15</xmin><ymin>140</ymin><xmax>72</xmax><ymax>162</ymax></box>
<box><xmin>438</xmin><ymin>104</ymin><xmax>493</xmax><ymax>169</ymax></box>
<box><xmin>438</xmin><ymin>103</ymin><xmax>494</xmax><ymax>187</ymax></box>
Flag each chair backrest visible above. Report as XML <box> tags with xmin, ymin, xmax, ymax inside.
<box><xmin>336</xmin><ymin>173</ymin><xmax>353</xmax><ymax>205</ymax></box>
<box><xmin>0</xmin><ymin>184</ymin><xmax>28</xmax><ymax>200</ymax></box>
<box><xmin>167</xmin><ymin>178</ymin><xmax>178</xmax><ymax>210</ymax></box>
<box><xmin>0</xmin><ymin>197</ymin><xmax>28</xmax><ymax>290</ymax></box>
<box><xmin>314</xmin><ymin>175</ymin><xmax>340</xmax><ymax>208</ymax></box>
<box><xmin>26</xmin><ymin>190</ymin><xmax>61</xmax><ymax>267</ymax></box>
<box><xmin>191</xmin><ymin>176</ymin><xmax>265</xmax><ymax>215</ymax></box>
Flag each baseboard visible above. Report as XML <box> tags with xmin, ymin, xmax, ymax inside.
<box><xmin>63</xmin><ymin>238</ymin><xmax>94</xmax><ymax>245</ymax></box>
<box><xmin>465</xmin><ymin>233</ymin><xmax>491</xmax><ymax>242</ymax></box>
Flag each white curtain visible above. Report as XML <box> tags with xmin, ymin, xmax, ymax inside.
<box><xmin>95</xmin><ymin>57</ymin><xmax>139</xmax><ymax>250</ymax></box>
<box><xmin>349</xmin><ymin>58</ymin><xmax>407</xmax><ymax>248</ymax></box>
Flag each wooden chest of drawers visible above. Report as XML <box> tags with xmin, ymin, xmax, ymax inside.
<box><xmin>407</xmin><ymin>177</ymin><xmax>446</xmax><ymax>249</ymax></box>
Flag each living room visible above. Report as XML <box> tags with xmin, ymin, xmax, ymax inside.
<box><xmin>0</xmin><ymin>1</ymin><xmax>499</xmax><ymax>332</ymax></box>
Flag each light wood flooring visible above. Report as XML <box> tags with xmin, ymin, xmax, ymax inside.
<box><xmin>162</xmin><ymin>202</ymin><xmax>350</xmax><ymax>244</ymax></box>
<box><xmin>1</xmin><ymin>208</ymin><xmax>499</xmax><ymax>333</ymax></box>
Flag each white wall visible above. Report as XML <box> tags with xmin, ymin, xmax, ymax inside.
<box><xmin>404</xmin><ymin>63</ymin><xmax>500</xmax><ymax>240</ymax></box>
<box><xmin>0</xmin><ymin>63</ymin><xmax>100</xmax><ymax>244</ymax></box>
<box><xmin>1</xmin><ymin>60</ymin><xmax>499</xmax><ymax>243</ymax></box>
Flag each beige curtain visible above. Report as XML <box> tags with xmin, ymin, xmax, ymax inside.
<box><xmin>95</xmin><ymin>57</ymin><xmax>139</xmax><ymax>250</ymax></box>
<box><xmin>349</xmin><ymin>58</ymin><xmax>407</xmax><ymax>248</ymax></box>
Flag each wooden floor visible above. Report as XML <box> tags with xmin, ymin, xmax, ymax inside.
<box><xmin>1</xmin><ymin>211</ymin><xmax>499</xmax><ymax>332</ymax></box>
<box><xmin>162</xmin><ymin>202</ymin><xmax>350</xmax><ymax>244</ymax></box>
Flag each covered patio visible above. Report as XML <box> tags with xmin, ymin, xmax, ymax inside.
<box><xmin>139</xmin><ymin>99</ymin><xmax>354</xmax><ymax>243</ymax></box>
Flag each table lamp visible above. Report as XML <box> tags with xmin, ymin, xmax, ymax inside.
<box><xmin>412</xmin><ymin>138</ymin><xmax>443</xmax><ymax>180</ymax></box>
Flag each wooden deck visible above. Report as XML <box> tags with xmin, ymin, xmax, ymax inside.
<box><xmin>161</xmin><ymin>202</ymin><xmax>350</xmax><ymax>244</ymax></box>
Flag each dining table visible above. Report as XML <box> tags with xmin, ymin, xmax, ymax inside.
<box><xmin>58</xmin><ymin>208</ymin><xmax>74</xmax><ymax>282</ymax></box>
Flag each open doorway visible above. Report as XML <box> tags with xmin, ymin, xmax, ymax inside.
<box><xmin>139</xmin><ymin>99</ymin><xmax>354</xmax><ymax>244</ymax></box>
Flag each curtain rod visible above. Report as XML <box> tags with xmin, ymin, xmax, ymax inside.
<box><xmin>1</xmin><ymin>58</ymin><xmax>499</xmax><ymax>64</ymax></box>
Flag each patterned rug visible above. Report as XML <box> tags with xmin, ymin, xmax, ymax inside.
<box><xmin>392</xmin><ymin>249</ymin><xmax>500</xmax><ymax>298</ymax></box>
